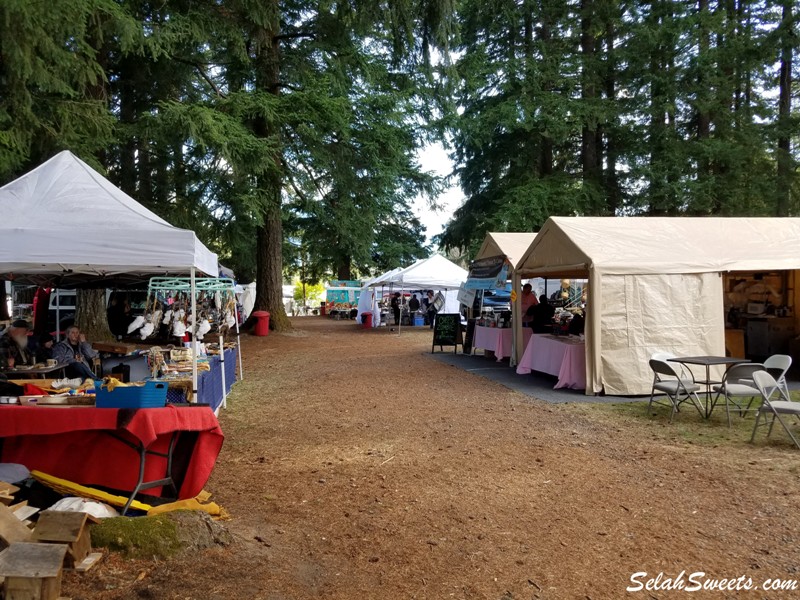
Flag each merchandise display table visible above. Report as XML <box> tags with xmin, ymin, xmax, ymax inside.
<box><xmin>162</xmin><ymin>348</ymin><xmax>237</xmax><ymax>412</ymax></box>
<box><xmin>473</xmin><ymin>326</ymin><xmax>532</xmax><ymax>362</ymax></box>
<box><xmin>0</xmin><ymin>405</ymin><xmax>223</xmax><ymax>501</ymax></box>
<box><xmin>516</xmin><ymin>333</ymin><xmax>586</xmax><ymax>389</ymax></box>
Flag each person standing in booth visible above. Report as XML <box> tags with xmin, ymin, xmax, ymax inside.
<box><xmin>408</xmin><ymin>293</ymin><xmax>421</xmax><ymax>323</ymax></box>
<box><xmin>530</xmin><ymin>295</ymin><xmax>556</xmax><ymax>333</ymax></box>
<box><xmin>390</xmin><ymin>292</ymin><xmax>401</xmax><ymax>326</ymax></box>
<box><xmin>520</xmin><ymin>283</ymin><xmax>538</xmax><ymax>326</ymax></box>
<box><xmin>52</xmin><ymin>326</ymin><xmax>98</xmax><ymax>380</ymax></box>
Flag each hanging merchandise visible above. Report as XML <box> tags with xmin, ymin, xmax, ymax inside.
<box><xmin>147</xmin><ymin>277</ymin><xmax>244</xmax><ymax>411</ymax></box>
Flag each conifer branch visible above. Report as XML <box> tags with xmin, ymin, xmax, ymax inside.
<box><xmin>274</xmin><ymin>32</ymin><xmax>316</xmax><ymax>42</ymax></box>
<box><xmin>173</xmin><ymin>57</ymin><xmax>226</xmax><ymax>98</ymax></box>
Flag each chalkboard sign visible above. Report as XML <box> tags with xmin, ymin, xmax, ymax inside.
<box><xmin>432</xmin><ymin>313</ymin><xmax>463</xmax><ymax>354</ymax></box>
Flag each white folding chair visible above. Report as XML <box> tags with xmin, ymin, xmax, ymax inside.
<box><xmin>742</xmin><ymin>354</ymin><xmax>792</xmax><ymax>412</ymax></box>
<box><xmin>647</xmin><ymin>359</ymin><xmax>704</xmax><ymax>423</ymax></box>
<box><xmin>710</xmin><ymin>363</ymin><xmax>764</xmax><ymax>427</ymax></box>
<box><xmin>750</xmin><ymin>370</ymin><xmax>800</xmax><ymax>449</ymax></box>
<box><xmin>764</xmin><ymin>354</ymin><xmax>792</xmax><ymax>402</ymax></box>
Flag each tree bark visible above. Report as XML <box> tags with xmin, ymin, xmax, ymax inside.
<box><xmin>76</xmin><ymin>289</ymin><xmax>113</xmax><ymax>341</ymax></box>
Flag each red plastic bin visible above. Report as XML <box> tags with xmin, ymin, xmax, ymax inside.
<box><xmin>252</xmin><ymin>311</ymin><xmax>270</xmax><ymax>336</ymax></box>
<box><xmin>362</xmin><ymin>312</ymin><xmax>373</xmax><ymax>329</ymax></box>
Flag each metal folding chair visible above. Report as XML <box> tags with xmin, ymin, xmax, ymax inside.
<box><xmin>750</xmin><ymin>370</ymin><xmax>800</xmax><ymax>450</ymax></box>
<box><xmin>647</xmin><ymin>358</ymin><xmax>704</xmax><ymax>423</ymax></box>
<box><xmin>710</xmin><ymin>363</ymin><xmax>764</xmax><ymax>427</ymax></box>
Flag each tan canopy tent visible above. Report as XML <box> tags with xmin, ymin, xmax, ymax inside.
<box><xmin>516</xmin><ymin>217</ymin><xmax>800</xmax><ymax>395</ymax></box>
<box><xmin>473</xmin><ymin>233</ymin><xmax>538</xmax><ymax>366</ymax></box>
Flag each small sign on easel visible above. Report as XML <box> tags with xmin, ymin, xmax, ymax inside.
<box><xmin>431</xmin><ymin>314</ymin><xmax>463</xmax><ymax>354</ymax></box>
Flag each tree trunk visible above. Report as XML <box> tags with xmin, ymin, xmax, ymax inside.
<box><xmin>336</xmin><ymin>257</ymin><xmax>352</xmax><ymax>281</ymax></box>
<box><xmin>254</xmin><ymin>201</ymin><xmax>291</xmax><ymax>330</ymax></box>
<box><xmin>76</xmin><ymin>289</ymin><xmax>113</xmax><ymax>341</ymax></box>
<box><xmin>580</xmin><ymin>0</ymin><xmax>602</xmax><ymax>205</ymax></box>
<box><xmin>775</xmin><ymin>0</ymin><xmax>793</xmax><ymax>217</ymax></box>
<box><xmin>603</xmin><ymin>15</ymin><xmax>621</xmax><ymax>214</ymax></box>
<box><xmin>250</xmin><ymin>0</ymin><xmax>291</xmax><ymax>331</ymax></box>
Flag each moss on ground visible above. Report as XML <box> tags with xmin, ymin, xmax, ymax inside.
<box><xmin>91</xmin><ymin>514</ymin><xmax>182</xmax><ymax>559</ymax></box>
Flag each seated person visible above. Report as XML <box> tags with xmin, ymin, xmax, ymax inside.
<box><xmin>35</xmin><ymin>333</ymin><xmax>55</xmax><ymax>364</ymax></box>
<box><xmin>529</xmin><ymin>295</ymin><xmax>556</xmax><ymax>333</ymax></box>
<box><xmin>52</xmin><ymin>326</ymin><xmax>99</xmax><ymax>381</ymax></box>
<box><xmin>0</xmin><ymin>320</ymin><xmax>35</xmax><ymax>369</ymax></box>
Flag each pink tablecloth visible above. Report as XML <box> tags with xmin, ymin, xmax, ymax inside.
<box><xmin>473</xmin><ymin>326</ymin><xmax>532</xmax><ymax>361</ymax></box>
<box><xmin>515</xmin><ymin>334</ymin><xmax>586</xmax><ymax>389</ymax></box>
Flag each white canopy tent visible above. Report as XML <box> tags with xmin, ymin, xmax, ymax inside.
<box><xmin>387</xmin><ymin>254</ymin><xmax>468</xmax><ymax>290</ymax></box>
<box><xmin>0</xmin><ymin>150</ymin><xmax>219</xmax><ymax>401</ymax></box>
<box><xmin>473</xmin><ymin>233</ymin><xmax>538</xmax><ymax>366</ymax></box>
<box><xmin>0</xmin><ymin>151</ymin><xmax>218</xmax><ymax>284</ymax></box>
<box><xmin>516</xmin><ymin>216</ymin><xmax>800</xmax><ymax>395</ymax></box>
<box><xmin>365</xmin><ymin>255</ymin><xmax>467</xmax><ymax>328</ymax></box>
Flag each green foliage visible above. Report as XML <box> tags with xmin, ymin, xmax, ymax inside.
<box><xmin>441</xmin><ymin>0</ymin><xmax>800</xmax><ymax>252</ymax></box>
<box><xmin>293</xmin><ymin>279</ymin><xmax>325</xmax><ymax>303</ymax></box>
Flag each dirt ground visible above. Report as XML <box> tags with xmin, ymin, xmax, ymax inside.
<box><xmin>65</xmin><ymin>316</ymin><xmax>800</xmax><ymax>599</ymax></box>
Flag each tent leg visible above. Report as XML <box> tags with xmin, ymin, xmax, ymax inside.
<box><xmin>219</xmin><ymin>333</ymin><xmax>227</xmax><ymax>410</ymax></box>
<box><xmin>234</xmin><ymin>301</ymin><xmax>243</xmax><ymax>380</ymax></box>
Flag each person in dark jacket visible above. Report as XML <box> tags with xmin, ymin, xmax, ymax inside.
<box><xmin>390</xmin><ymin>292</ymin><xmax>401</xmax><ymax>326</ymax></box>
<box><xmin>529</xmin><ymin>295</ymin><xmax>556</xmax><ymax>333</ymax></box>
<box><xmin>35</xmin><ymin>333</ymin><xmax>55</xmax><ymax>364</ymax></box>
<box><xmin>52</xmin><ymin>326</ymin><xmax>98</xmax><ymax>380</ymax></box>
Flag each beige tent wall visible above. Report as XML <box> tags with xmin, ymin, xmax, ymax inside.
<box><xmin>597</xmin><ymin>272</ymin><xmax>725</xmax><ymax>395</ymax></box>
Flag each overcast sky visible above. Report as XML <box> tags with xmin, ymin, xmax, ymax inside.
<box><xmin>413</xmin><ymin>143</ymin><xmax>463</xmax><ymax>246</ymax></box>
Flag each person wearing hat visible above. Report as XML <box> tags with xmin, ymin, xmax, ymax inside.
<box><xmin>0</xmin><ymin>320</ymin><xmax>34</xmax><ymax>370</ymax></box>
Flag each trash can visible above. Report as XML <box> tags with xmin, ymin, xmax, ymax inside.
<box><xmin>320</xmin><ymin>302</ymin><xmax>327</xmax><ymax>317</ymax></box>
<box><xmin>362</xmin><ymin>312</ymin><xmax>373</xmax><ymax>329</ymax></box>
<box><xmin>252</xmin><ymin>311</ymin><xmax>270</xmax><ymax>336</ymax></box>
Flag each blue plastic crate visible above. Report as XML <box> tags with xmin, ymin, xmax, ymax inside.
<box><xmin>94</xmin><ymin>380</ymin><xmax>168</xmax><ymax>409</ymax></box>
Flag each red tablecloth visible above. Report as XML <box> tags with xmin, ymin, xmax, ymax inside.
<box><xmin>0</xmin><ymin>405</ymin><xmax>224</xmax><ymax>499</ymax></box>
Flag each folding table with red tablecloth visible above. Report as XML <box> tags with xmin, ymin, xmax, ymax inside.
<box><xmin>0</xmin><ymin>405</ymin><xmax>224</xmax><ymax>504</ymax></box>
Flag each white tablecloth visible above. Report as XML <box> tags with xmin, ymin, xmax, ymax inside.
<box><xmin>516</xmin><ymin>334</ymin><xmax>586</xmax><ymax>389</ymax></box>
<box><xmin>473</xmin><ymin>326</ymin><xmax>532</xmax><ymax>362</ymax></box>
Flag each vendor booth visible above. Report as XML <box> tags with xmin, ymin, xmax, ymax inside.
<box><xmin>469</xmin><ymin>233</ymin><xmax>537</xmax><ymax>364</ymax></box>
<box><xmin>0</xmin><ymin>150</ymin><xmax>224</xmax><ymax>503</ymax></box>
<box><xmin>515</xmin><ymin>216</ymin><xmax>800</xmax><ymax>395</ymax></box>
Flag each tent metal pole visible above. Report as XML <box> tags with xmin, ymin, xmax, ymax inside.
<box><xmin>191</xmin><ymin>268</ymin><xmax>198</xmax><ymax>403</ymax></box>
<box><xmin>219</xmin><ymin>332</ymin><xmax>227</xmax><ymax>411</ymax></box>
<box><xmin>234</xmin><ymin>300</ymin><xmax>243</xmax><ymax>380</ymax></box>
<box><xmin>511</xmin><ymin>271</ymin><xmax>522</xmax><ymax>367</ymax></box>
<box><xmin>55</xmin><ymin>289</ymin><xmax>61</xmax><ymax>342</ymax></box>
